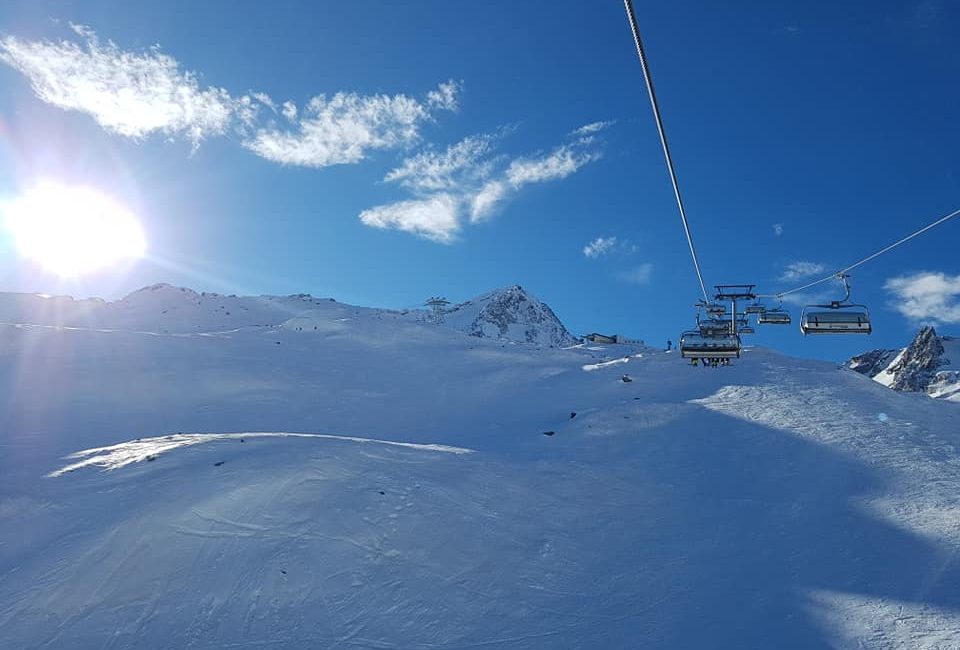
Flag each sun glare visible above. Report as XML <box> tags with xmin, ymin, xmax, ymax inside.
<box><xmin>2</xmin><ymin>182</ymin><xmax>147</xmax><ymax>276</ymax></box>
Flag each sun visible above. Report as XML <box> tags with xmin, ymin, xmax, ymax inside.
<box><xmin>2</xmin><ymin>182</ymin><xmax>147</xmax><ymax>276</ymax></box>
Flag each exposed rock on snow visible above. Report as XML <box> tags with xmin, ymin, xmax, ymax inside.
<box><xmin>848</xmin><ymin>326</ymin><xmax>959</xmax><ymax>401</ymax></box>
<box><xmin>847</xmin><ymin>347</ymin><xmax>899</xmax><ymax>378</ymax></box>
<box><xmin>442</xmin><ymin>284</ymin><xmax>579</xmax><ymax>347</ymax></box>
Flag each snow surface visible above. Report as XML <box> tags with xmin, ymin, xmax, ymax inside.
<box><xmin>2</xmin><ymin>286</ymin><xmax>960</xmax><ymax>649</ymax></box>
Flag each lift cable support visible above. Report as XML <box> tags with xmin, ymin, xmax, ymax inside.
<box><xmin>425</xmin><ymin>297</ymin><xmax>450</xmax><ymax>324</ymax></box>
<box><xmin>713</xmin><ymin>285</ymin><xmax>756</xmax><ymax>337</ymax></box>
<box><xmin>759</xmin><ymin>206</ymin><xmax>960</xmax><ymax>300</ymax></box>
<box><xmin>624</xmin><ymin>0</ymin><xmax>710</xmax><ymax>304</ymax></box>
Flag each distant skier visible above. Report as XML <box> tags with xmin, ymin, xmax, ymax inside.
<box><xmin>666</xmin><ymin>339</ymin><xmax>672</xmax><ymax>351</ymax></box>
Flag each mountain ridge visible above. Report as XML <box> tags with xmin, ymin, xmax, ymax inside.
<box><xmin>0</xmin><ymin>282</ymin><xmax>579</xmax><ymax>347</ymax></box>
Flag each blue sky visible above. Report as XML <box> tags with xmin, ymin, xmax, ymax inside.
<box><xmin>0</xmin><ymin>0</ymin><xmax>958</xmax><ymax>361</ymax></box>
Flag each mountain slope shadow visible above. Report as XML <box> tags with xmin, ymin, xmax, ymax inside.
<box><xmin>559</xmin><ymin>402</ymin><xmax>960</xmax><ymax>648</ymax></box>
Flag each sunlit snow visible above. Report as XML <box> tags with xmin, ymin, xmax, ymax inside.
<box><xmin>1</xmin><ymin>284</ymin><xmax>959</xmax><ymax>649</ymax></box>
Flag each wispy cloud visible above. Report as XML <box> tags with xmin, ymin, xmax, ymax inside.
<box><xmin>468</xmin><ymin>141</ymin><xmax>600</xmax><ymax>223</ymax></box>
<box><xmin>615</xmin><ymin>264</ymin><xmax>653</xmax><ymax>285</ymax></box>
<box><xmin>583</xmin><ymin>235</ymin><xmax>636</xmax><ymax>259</ymax></box>
<box><xmin>779</xmin><ymin>291</ymin><xmax>830</xmax><ymax>307</ymax></box>
<box><xmin>505</xmin><ymin>145</ymin><xmax>598</xmax><ymax>187</ymax></box>
<box><xmin>780</xmin><ymin>261</ymin><xmax>826</xmax><ymax>282</ymax></box>
<box><xmin>908</xmin><ymin>0</ymin><xmax>942</xmax><ymax>29</ymax></box>
<box><xmin>243</xmin><ymin>81</ymin><xmax>461</xmax><ymax>168</ymax></box>
<box><xmin>572</xmin><ymin>120</ymin><xmax>616</xmax><ymax>137</ymax></box>
<box><xmin>885</xmin><ymin>271</ymin><xmax>960</xmax><ymax>324</ymax></box>
<box><xmin>583</xmin><ymin>236</ymin><xmax>618</xmax><ymax>258</ymax></box>
<box><xmin>0</xmin><ymin>23</ymin><xmax>460</xmax><ymax>166</ymax></box>
<box><xmin>469</xmin><ymin>180</ymin><xmax>508</xmax><ymax>223</ymax></box>
<box><xmin>773</xmin><ymin>24</ymin><xmax>801</xmax><ymax>36</ymax></box>
<box><xmin>426</xmin><ymin>81</ymin><xmax>460</xmax><ymax>111</ymax></box>
<box><xmin>773</xmin><ymin>223</ymin><xmax>784</xmax><ymax>236</ymax></box>
<box><xmin>384</xmin><ymin>133</ymin><xmax>496</xmax><ymax>193</ymax></box>
<box><xmin>0</xmin><ymin>24</ymin><xmax>238</xmax><ymax>147</ymax></box>
<box><xmin>358</xmin><ymin>195</ymin><xmax>460</xmax><ymax>244</ymax></box>
<box><xmin>360</xmin><ymin>122</ymin><xmax>607</xmax><ymax>242</ymax></box>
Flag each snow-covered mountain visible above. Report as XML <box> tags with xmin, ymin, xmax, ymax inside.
<box><xmin>440</xmin><ymin>284</ymin><xmax>579</xmax><ymax>347</ymax></box>
<box><xmin>3</xmin><ymin>286</ymin><xmax>960</xmax><ymax>649</ymax></box>
<box><xmin>0</xmin><ymin>282</ymin><xmax>578</xmax><ymax>347</ymax></box>
<box><xmin>848</xmin><ymin>326</ymin><xmax>960</xmax><ymax>402</ymax></box>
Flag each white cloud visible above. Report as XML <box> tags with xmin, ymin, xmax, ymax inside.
<box><xmin>242</xmin><ymin>82</ymin><xmax>459</xmax><ymax>168</ymax></box>
<box><xmin>280</xmin><ymin>101</ymin><xmax>298</xmax><ymax>121</ymax></box>
<box><xmin>572</xmin><ymin>120</ymin><xmax>614</xmax><ymax>136</ymax></box>
<box><xmin>426</xmin><ymin>80</ymin><xmax>461</xmax><ymax>111</ymax></box>
<box><xmin>780</xmin><ymin>261</ymin><xmax>826</xmax><ymax>281</ymax></box>
<box><xmin>773</xmin><ymin>223</ymin><xmax>783</xmax><ymax>236</ymax></box>
<box><xmin>363</xmin><ymin>121</ymin><xmax>605</xmax><ymax>241</ymax></box>
<box><xmin>0</xmin><ymin>26</ymin><xmax>239</xmax><ymax>147</ymax></box>
<box><xmin>778</xmin><ymin>291</ymin><xmax>830</xmax><ymax>307</ymax></box>
<box><xmin>885</xmin><ymin>271</ymin><xmax>960</xmax><ymax>324</ymax></box>
<box><xmin>470</xmin><ymin>141</ymin><xmax>599</xmax><ymax>219</ymax></box>
<box><xmin>384</xmin><ymin>133</ymin><xmax>495</xmax><ymax>193</ymax></box>
<box><xmin>506</xmin><ymin>145</ymin><xmax>598</xmax><ymax>186</ymax></box>
<box><xmin>0</xmin><ymin>24</ymin><xmax>459</xmax><ymax>166</ymax></box>
<box><xmin>251</xmin><ymin>92</ymin><xmax>276</xmax><ymax>111</ymax></box>
<box><xmin>358</xmin><ymin>194</ymin><xmax>461</xmax><ymax>244</ymax></box>
<box><xmin>583</xmin><ymin>236</ymin><xmax>617</xmax><ymax>258</ymax></box>
<box><xmin>469</xmin><ymin>180</ymin><xmax>508</xmax><ymax>222</ymax></box>
<box><xmin>615</xmin><ymin>264</ymin><xmax>653</xmax><ymax>285</ymax></box>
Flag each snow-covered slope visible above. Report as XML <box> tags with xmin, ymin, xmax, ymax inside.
<box><xmin>2</xmin><ymin>287</ymin><xmax>960</xmax><ymax>649</ymax></box>
<box><xmin>440</xmin><ymin>284</ymin><xmax>579</xmax><ymax>347</ymax></box>
<box><xmin>0</xmin><ymin>283</ymin><xmax>352</xmax><ymax>333</ymax></box>
<box><xmin>848</xmin><ymin>326</ymin><xmax>960</xmax><ymax>402</ymax></box>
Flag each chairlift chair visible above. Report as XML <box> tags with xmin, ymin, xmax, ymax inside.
<box><xmin>680</xmin><ymin>330</ymin><xmax>742</xmax><ymax>360</ymax></box>
<box><xmin>758</xmin><ymin>308</ymin><xmax>791</xmax><ymax>325</ymax></box>
<box><xmin>704</xmin><ymin>302</ymin><xmax>727</xmax><ymax>317</ymax></box>
<box><xmin>758</xmin><ymin>298</ymin><xmax>791</xmax><ymax>325</ymax></box>
<box><xmin>698</xmin><ymin>318</ymin><xmax>733</xmax><ymax>337</ymax></box>
<box><xmin>800</xmin><ymin>274</ymin><xmax>871</xmax><ymax>335</ymax></box>
<box><xmin>739</xmin><ymin>325</ymin><xmax>755</xmax><ymax>335</ymax></box>
<box><xmin>800</xmin><ymin>304</ymin><xmax>871</xmax><ymax>334</ymax></box>
<box><xmin>744</xmin><ymin>303</ymin><xmax>766</xmax><ymax>315</ymax></box>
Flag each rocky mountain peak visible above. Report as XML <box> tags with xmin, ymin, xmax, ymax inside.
<box><xmin>443</xmin><ymin>285</ymin><xmax>578</xmax><ymax>347</ymax></box>
<box><xmin>849</xmin><ymin>326</ymin><xmax>958</xmax><ymax>400</ymax></box>
<box><xmin>886</xmin><ymin>326</ymin><xmax>946</xmax><ymax>392</ymax></box>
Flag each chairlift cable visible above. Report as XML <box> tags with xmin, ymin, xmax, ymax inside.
<box><xmin>759</xmin><ymin>206</ymin><xmax>960</xmax><ymax>299</ymax></box>
<box><xmin>623</xmin><ymin>0</ymin><xmax>710</xmax><ymax>303</ymax></box>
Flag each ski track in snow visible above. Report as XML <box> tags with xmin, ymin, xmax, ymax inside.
<box><xmin>1</xmin><ymin>321</ymin><xmax>249</xmax><ymax>339</ymax></box>
<box><xmin>49</xmin><ymin>432</ymin><xmax>474</xmax><ymax>477</ymax></box>
<box><xmin>581</xmin><ymin>353</ymin><xmax>642</xmax><ymax>371</ymax></box>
